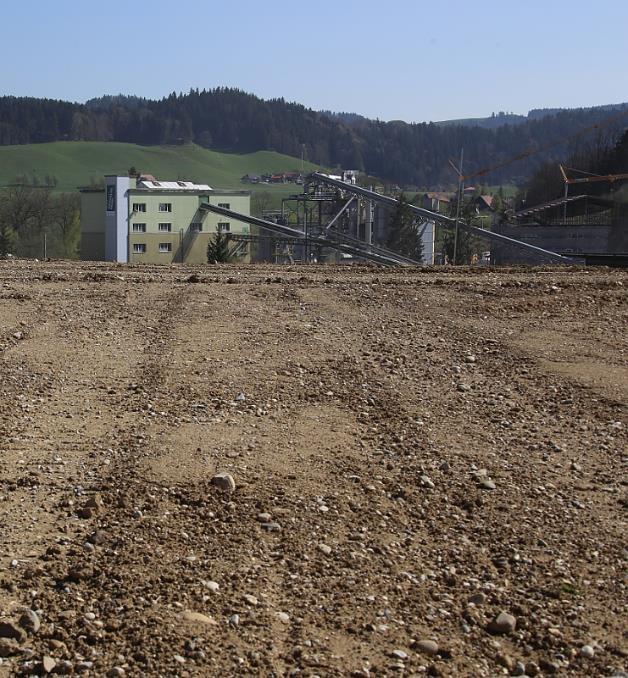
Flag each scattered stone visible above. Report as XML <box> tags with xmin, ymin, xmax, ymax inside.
<box><xmin>479</xmin><ymin>478</ymin><xmax>496</xmax><ymax>490</ymax></box>
<box><xmin>465</xmin><ymin>354</ymin><xmax>477</xmax><ymax>363</ymax></box>
<box><xmin>55</xmin><ymin>660</ymin><xmax>74</xmax><ymax>675</ymax></box>
<box><xmin>318</xmin><ymin>543</ymin><xmax>332</xmax><ymax>556</ymax></box>
<box><xmin>488</xmin><ymin>611</ymin><xmax>516</xmax><ymax>635</ymax></box>
<box><xmin>276</xmin><ymin>612</ymin><xmax>290</xmax><ymax>623</ymax></box>
<box><xmin>181</xmin><ymin>610</ymin><xmax>218</xmax><ymax>626</ymax></box>
<box><xmin>391</xmin><ymin>650</ymin><xmax>408</xmax><ymax>660</ymax></box>
<box><xmin>468</xmin><ymin>592</ymin><xmax>487</xmax><ymax>605</ymax></box>
<box><xmin>107</xmin><ymin>667</ymin><xmax>125</xmax><ymax>677</ymax></box>
<box><xmin>42</xmin><ymin>656</ymin><xmax>56</xmax><ymax>673</ymax></box>
<box><xmin>257</xmin><ymin>512</ymin><xmax>272</xmax><ymax>522</ymax></box>
<box><xmin>229</xmin><ymin>614</ymin><xmax>239</xmax><ymax>626</ymax></box>
<box><xmin>211</xmin><ymin>472</ymin><xmax>236</xmax><ymax>493</ymax></box>
<box><xmin>496</xmin><ymin>652</ymin><xmax>514</xmax><ymax>671</ymax></box>
<box><xmin>202</xmin><ymin>580</ymin><xmax>219</xmax><ymax>593</ymax></box>
<box><xmin>88</xmin><ymin>530</ymin><xmax>107</xmax><ymax>545</ymax></box>
<box><xmin>0</xmin><ymin>621</ymin><xmax>26</xmax><ymax>643</ymax></box>
<box><xmin>580</xmin><ymin>645</ymin><xmax>595</xmax><ymax>659</ymax></box>
<box><xmin>457</xmin><ymin>383</ymin><xmax>471</xmax><ymax>392</ymax></box>
<box><xmin>524</xmin><ymin>661</ymin><xmax>539</xmax><ymax>676</ymax></box>
<box><xmin>0</xmin><ymin>638</ymin><xmax>21</xmax><ymax>657</ymax></box>
<box><xmin>261</xmin><ymin>522</ymin><xmax>282</xmax><ymax>532</ymax></box>
<box><xmin>84</xmin><ymin>493</ymin><xmax>104</xmax><ymax>509</ymax></box>
<box><xmin>539</xmin><ymin>658</ymin><xmax>558</xmax><ymax>674</ymax></box>
<box><xmin>420</xmin><ymin>474</ymin><xmax>435</xmax><ymax>489</ymax></box>
<box><xmin>76</xmin><ymin>661</ymin><xmax>94</xmax><ymax>672</ymax></box>
<box><xmin>243</xmin><ymin>594</ymin><xmax>258</xmax><ymax>606</ymax></box>
<box><xmin>18</xmin><ymin>609</ymin><xmax>40</xmax><ymax>634</ymax></box>
<box><xmin>66</xmin><ymin>565</ymin><xmax>94</xmax><ymax>582</ymax></box>
<box><xmin>235</xmin><ymin>392</ymin><xmax>246</xmax><ymax>402</ymax></box>
<box><xmin>415</xmin><ymin>639</ymin><xmax>439</xmax><ymax>656</ymax></box>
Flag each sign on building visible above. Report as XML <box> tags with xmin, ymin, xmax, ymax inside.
<box><xmin>106</xmin><ymin>184</ymin><xmax>116</xmax><ymax>212</ymax></box>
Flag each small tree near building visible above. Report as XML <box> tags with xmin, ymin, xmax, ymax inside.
<box><xmin>386</xmin><ymin>192</ymin><xmax>423</xmax><ymax>262</ymax></box>
<box><xmin>0</xmin><ymin>223</ymin><xmax>14</xmax><ymax>257</ymax></box>
<box><xmin>206</xmin><ymin>228</ymin><xmax>242</xmax><ymax>263</ymax></box>
<box><xmin>442</xmin><ymin>200</ymin><xmax>484</xmax><ymax>264</ymax></box>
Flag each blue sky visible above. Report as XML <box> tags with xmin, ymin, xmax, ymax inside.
<box><xmin>1</xmin><ymin>0</ymin><xmax>626</xmax><ymax>122</ymax></box>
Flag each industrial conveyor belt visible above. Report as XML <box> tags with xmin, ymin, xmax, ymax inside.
<box><xmin>309</xmin><ymin>172</ymin><xmax>581</xmax><ymax>264</ymax></box>
<box><xmin>199</xmin><ymin>203</ymin><xmax>421</xmax><ymax>266</ymax></box>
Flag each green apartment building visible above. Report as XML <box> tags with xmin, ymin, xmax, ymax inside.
<box><xmin>80</xmin><ymin>175</ymin><xmax>251</xmax><ymax>264</ymax></box>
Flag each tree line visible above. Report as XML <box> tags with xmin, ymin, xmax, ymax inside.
<box><xmin>1</xmin><ymin>90</ymin><xmax>627</xmax><ymax>187</ymax></box>
<box><xmin>0</xmin><ymin>179</ymin><xmax>80</xmax><ymax>258</ymax></box>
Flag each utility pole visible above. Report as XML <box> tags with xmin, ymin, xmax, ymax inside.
<box><xmin>453</xmin><ymin>148</ymin><xmax>464</xmax><ymax>265</ymax></box>
<box><xmin>559</xmin><ymin>165</ymin><xmax>569</xmax><ymax>223</ymax></box>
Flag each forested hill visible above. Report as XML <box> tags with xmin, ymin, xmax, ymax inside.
<box><xmin>1</xmin><ymin>89</ymin><xmax>626</xmax><ymax>187</ymax></box>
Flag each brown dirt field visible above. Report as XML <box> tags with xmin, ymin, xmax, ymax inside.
<box><xmin>0</xmin><ymin>261</ymin><xmax>626</xmax><ymax>677</ymax></box>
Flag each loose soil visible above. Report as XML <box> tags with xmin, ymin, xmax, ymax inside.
<box><xmin>0</xmin><ymin>261</ymin><xmax>626</xmax><ymax>677</ymax></box>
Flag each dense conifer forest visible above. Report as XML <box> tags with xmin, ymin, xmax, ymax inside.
<box><xmin>0</xmin><ymin>89</ymin><xmax>626</xmax><ymax>187</ymax></box>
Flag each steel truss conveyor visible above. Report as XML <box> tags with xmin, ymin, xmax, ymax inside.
<box><xmin>199</xmin><ymin>203</ymin><xmax>421</xmax><ymax>266</ymax></box>
<box><xmin>308</xmin><ymin>172</ymin><xmax>581</xmax><ymax>265</ymax></box>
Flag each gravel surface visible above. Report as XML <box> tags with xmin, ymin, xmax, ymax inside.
<box><xmin>0</xmin><ymin>261</ymin><xmax>626</xmax><ymax>677</ymax></box>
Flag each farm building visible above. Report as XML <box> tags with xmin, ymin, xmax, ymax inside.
<box><xmin>80</xmin><ymin>174</ymin><xmax>251</xmax><ymax>264</ymax></box>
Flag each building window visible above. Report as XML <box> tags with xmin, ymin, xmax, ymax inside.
<box><xmin>158</xmin><ymin>243</ymin><xmax>172</xmax><ymax>253</ymax></box>
<box><xmin>132</xmin><ymin>203</ymin><xmax>146</xmax><ymax>213</ymax></box>
<box><xmin>158</xmin><ymin>223</ymin><xmax>172</xmax><ymax>232</ymax></box>
<box><xmin>159</xmin><ymin>203</ymin><xmax>172</xmax><ymax>212</ymax></box>
<box><xmin>217</xmin><ymin>202</ymin><xmax>230</xmax><ymax>210</ymax></box>
<box><xmin>132</xmin><ymin>223</ymin><xmax>147</xmax><ymax>233</ymax></box>
<box><xmin>190</xmin><ymin>222</ymin><xmax>203</xmax><ymax>232</ymax></box>
<box><xmin>133</xmin><ymin>243</ymin><xmax>146</xmax><ymax>254</ymax></box>
<box><xmin>217</xmin><ymin>222</ymin><xmax>230</xmax><ymax>232</ymax></box>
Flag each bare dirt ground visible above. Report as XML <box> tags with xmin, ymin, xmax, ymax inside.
<box><xmin>0</xmin><ymin>261</ymin><xmax>626</xmax><ymax>677</ymax></box>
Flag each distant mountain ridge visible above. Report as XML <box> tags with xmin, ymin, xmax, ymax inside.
<box><xmin>434</xmin><ymin>102</ymin><xmax>628</xmax><ymax>129</ymax></box>
<box><xmin>1</xmin><ymin>89</ymin><xmax>627</xmax><ymax>187</ymax></box>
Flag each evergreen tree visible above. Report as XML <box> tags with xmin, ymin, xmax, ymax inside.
<box><xmin>206</xmin><ymin>228</ymin><xmax>241</xmax><ymax>263</ymax></box>
<box><xmin>442</xmin><ymin>201</ymin><xmax>478</xmax><ymax>264</ymax></box>
<box><xmin>386</xmin><ymin>193</ymin><xmax>423</xmax><ymax>262</ymax></box>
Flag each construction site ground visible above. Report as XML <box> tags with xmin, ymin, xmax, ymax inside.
<box><xmin>0</xmin><ymin>261</ymin><xmax>626</xmax><ymax>677</ymax></box>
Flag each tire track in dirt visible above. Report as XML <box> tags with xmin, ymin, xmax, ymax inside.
<box><xmin>0</xmin><ymin>263</ymin><xmax>625</xmax><ymax>677</ymax></box>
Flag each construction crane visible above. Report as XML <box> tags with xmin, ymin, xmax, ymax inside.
<box><xmin>559</xmin><ymin>165</ymin><xmax>628</xmax><ymax>186</ymax></box>
<box><xmin>559</xmin><ymin>165</ymin><xmax>628</xmax><ymax>219</ymax></box>
<box><xmin>456</xmin><ymin>106</ymin><xmax>628</xmax><ymax>184</ymax></box>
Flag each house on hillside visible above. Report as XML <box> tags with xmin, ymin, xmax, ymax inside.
<box><xmin>474</xmin><ymin>195</ymin><xmax>494</xmax><ymax>213</ymax></box>
<box><xmin>241</xmin><ymin>174</ymin><xmax>260</xmax><ymax>184</ymax></box>
<box><xmin>80</xmin><ymin>174</ymin><xmax>251</xmax><ymax>264</ymax></box>
<box><xmin>422</xmin><ymin>192</ymin><xmax>452</xmax><ymax>214</ymax></box>
<box><xmin>283</xmin><ymin>172</ymin><xmax>302</xmax><ymax>183</ymax></box>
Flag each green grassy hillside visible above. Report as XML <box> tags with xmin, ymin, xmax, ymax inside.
<box><xmin>0</xmin><ymin>141</ymin><xmax>321</xmax><ymax>194</ymax></box>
